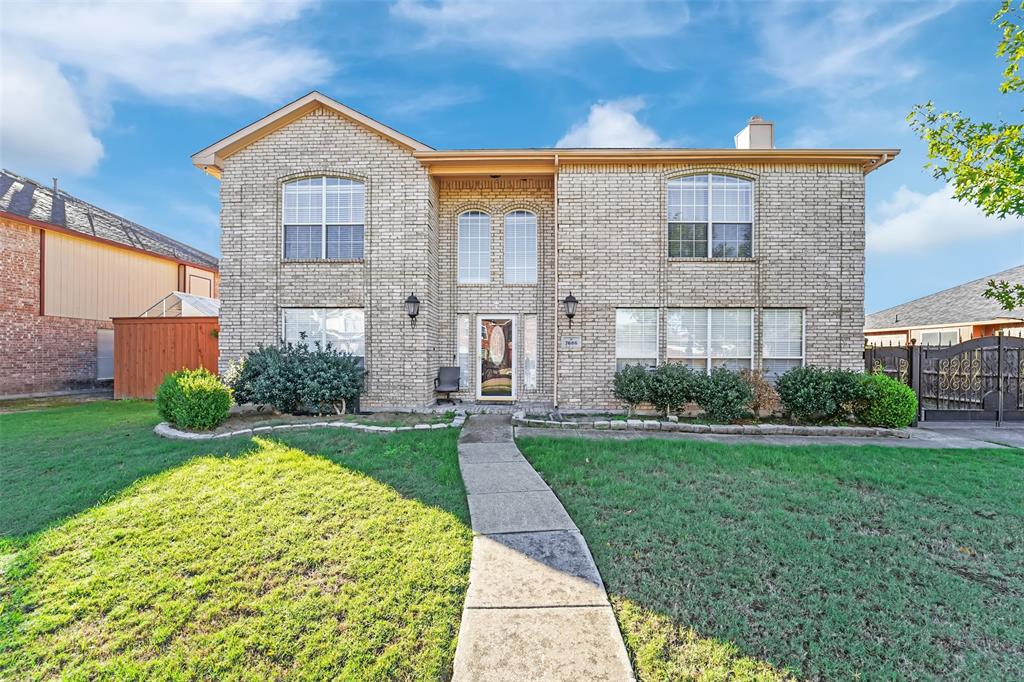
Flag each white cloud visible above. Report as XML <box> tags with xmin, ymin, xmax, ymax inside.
<box><xmin>0</xmin><ymin>0</ymin><xmax>331</xmax><ymax>176</ymax></box>
<box><xmin>755</xmin><ymin>1</ymin><xmax>954</xmax><ymax>98</ymax></box>
<box><xmin>556</xmin><ymin>99</ymin><xmax>666</xmax><ymax>148</ymax></box>
<box><xmin>867</xmin><ymin>184</ymin><xmax>1024</xmax><ymax>253</ymax></box>
<box><xmin>390</xmin><ymin>0</ymin><xmax>689</xmax><ymax>65</ymax></box>
<box><xmin>383</xmin><ymin>86</ymin><xmax>481</xmax><ymax>118</ymax></box>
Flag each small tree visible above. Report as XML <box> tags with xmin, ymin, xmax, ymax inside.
<box><xmin>739</xmin><ymin>369</ymin><xmax>780</xmax><ymax>416</ymax></box>
<box><xmin>613</xmin><ymin>364</ymin><xmax>651</xmax><ymax>416</ymax></box>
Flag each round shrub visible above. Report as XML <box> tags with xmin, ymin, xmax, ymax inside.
<box><xmin>156</xmin><ymin>367</ymin><xmax>232</xmax><ymax>430</ymax></box>
<box><xmin>695</xmin><ymin>367</ymin><xmax>753</xmax><ymax>423</ymax></box>
<box><xmin>648</xmin><ymin>362</ymin><xmax>702</xmax><ymax>416</ymax></box>
<box><xmin>298</xmin><ymin>345</ymin><xmax>364</xmax><ymax>415</ymax></box>
<box><xmin>854</xmin><ymin>373</ymin><xmax>917</xmax><ymax>428</ymax></box>
<box><xmin>613</xmin><ymin>364</ymin><xmax>652</xmax><ymax>416</ymax></box>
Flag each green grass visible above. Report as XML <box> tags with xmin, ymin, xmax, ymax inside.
<box><xmin>519</xmin><ymin>436</ymin><xmax>1024</xmax><ymax>681</ymax></box>
<box><xmin>1</xmin><ymin>401</ymin><xmax>472</xmax><ymax>680</ymax></box>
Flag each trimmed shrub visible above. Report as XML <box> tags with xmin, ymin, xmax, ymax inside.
<box><xmin>695</xmin><ymin>367</ymin><xmax>753</xmax><ymax>423</ymax></box>
<box><xmin>739</xmin><ymin>369</ymin><xmax>780</xmax><ymax>416</ymax></box>
<box><xmin>776</xmin><ymin>367</ymin><xmax>868</xmax><ymax>423</ymax></box>
<box><xmin>297</xmin><ymin>344</ymin><xmax>364</xmax><ymax>415</ymax></box>
<box><xmin>156</xmin><ymin>367</ymin><xmax>232</xmax><ymax>430</ymax></box>
<box><xmin>854</xmin><ymin>373</ymin><xmax>917</xmax><ymax>428</ymax></box>
<box><xmin>648</xmin><ymin>362</ymin><xmax>703</xmax><ymax>416</ymax></box>
<box><xmin>613</xmin><ymin>364</ymin><xmax>652</xmax><ymax>416</ymax></box>
<box><xmin>226</xmin><ymin>339</ymin><xmax>363</xmax><ymax>415</ymax></box>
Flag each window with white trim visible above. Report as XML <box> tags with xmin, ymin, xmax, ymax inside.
<box><xmin>666</xmin><ymin>308</ymin><xmax>752</xmax><ymax>372</ymax></box>
<box><xmin>523</xmin><ymin>314</ymin><xmax>538</xmax><ymax>390</ymax></box>
<box><xmin>615</xmin><ymin>309</ymin><xmax>658</xmax><ymax>370</ymax></box>
<box><xmin>458</xmin><ymin>211</ymin><xmax>490</xmax><ymax>283</ymax></box>
<box><xmin>762</xmin><ymin>309</ymin><xmax>803</xmax><ymax>381</ymax></box>
<box><xmin>504</xmin><ymin>210</ymin><xmax>537</xmax><ymax>283</ymax></box>
<box><xmin>667</xmin><ymin>174</ymin><xmax>752</xmax><ymax>258</ymax></box>
<box><xmin>283</xmin><ymin>177</ymin><xmax>364</xmax><ymax>260</ymax></box>
<box><xmin>457</xmin><ymin>314</ymin><xmax>471</xmax><ymax>389</ymax></box>
<box><xmin>282</xmin><ymin>308</ymin><xmax>365</xmax><ymax>361</ymax></box>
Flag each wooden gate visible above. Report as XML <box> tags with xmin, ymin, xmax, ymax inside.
<box><xmin>113</xmin><ymin>316</ymin><xmax>219</xmax><ymax>399</ymax></box>
<box><xmin>866</xmin><ymin>335</ymin><xmax>1024</xmax><ymax>423</ymax></box>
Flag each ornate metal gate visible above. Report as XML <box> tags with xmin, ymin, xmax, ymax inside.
<box><xmin>866</xmin><ymin>336</ymin><xmax>1024</xmax><ymax>423</ymax></box>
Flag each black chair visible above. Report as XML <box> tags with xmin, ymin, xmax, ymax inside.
<box><xmin>435</xmin><ymin>366</ymin><xmax>461</xmax><ymax>404</ymax></box>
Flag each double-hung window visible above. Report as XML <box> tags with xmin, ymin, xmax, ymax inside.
<box><xmin>283</xmin><ymin>177</ymin><xmax>364</xmax><ymax>260</ymax></box>
<box><xmin>504</xmin><ymin>210</ymin><xmax>537</xmax><ymax>283</ymax></box>
<box><xmin>762</xmin><ymin>309</ymin><xmax>804</xmax><ymax>381</ymax></box>
<box><xmin>667</xmin><ymin>308</ymin><xmax>753</xmax><ymax>372</ymax></box>
<box><xmin>667</xmin><ymin>174</ymin><xmax>753</xmax><ymax>258</ymax></box>
<box><xmin>282</xmin><ymin>308</ymin><xmax>365</xmax><ymax>363</ymax></box>
<box><xmin>615</xmin><ymin>309</ymin><xmax>658</xmax><ymax>370</ymax></box>
<box><xmin>458</xmin><ymin>211</ymin><xmax>490</xmax><ymax>283</ymax></box>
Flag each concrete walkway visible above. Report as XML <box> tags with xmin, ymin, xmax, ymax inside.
<box><xmin>453</xmin><ymin>414</ymin><xmax>634</xmax><ymax>681</ymax></box>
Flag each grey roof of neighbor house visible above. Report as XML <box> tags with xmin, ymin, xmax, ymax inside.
<box><xmin>865</xmin><ymin>264</ymin><xmax>1024</xmax><ymax>331</ymax></box>
<box><xmin>0</xmin><ymin>169</ymin><xmax>218</xmax><ymax>270</ymax></box>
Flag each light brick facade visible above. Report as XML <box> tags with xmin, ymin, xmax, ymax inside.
<box><xmin>213</xmin><ymin>103</ymin><xmax>873</xmax><ymax>410</ymax></box>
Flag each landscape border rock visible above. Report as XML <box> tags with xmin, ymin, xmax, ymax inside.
<box><xmin>155</xmin><ymin>412</ymin><xmax>467</xmax><ymax>440</ymax></box>
<box><xmin>512</xmin><ymin>417</ymin><xmax>909</xmax><ymax>439</ymax></box>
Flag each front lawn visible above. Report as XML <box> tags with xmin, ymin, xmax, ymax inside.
<box><xmin>1</xmin><ymin>401</ymin><xmax>472</xmax><ymax>680</ymax></box>
<box><xmin>519</xmin><ymin>436</ymin><xmax>1023</xmax><ymax>681</ymax></box>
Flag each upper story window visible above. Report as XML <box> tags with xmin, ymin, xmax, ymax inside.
<box><xmin>504</xmin><ymin>210</ymin><xmax>537</xmax><ymax>284</ymax></box>
<box><xmin>283</xmin><ymin>177</ymin><xmax>364</xmax><ymax>260</ymax></box>
<box><xmin>667</xmin><ymin>174</ymin><xmax>752</xmax><ymax>258</ymax></box>
<box><xmin>458</xmin><ymin>210</ymin><xmax>491</xmax><ymax>283</ymax></box>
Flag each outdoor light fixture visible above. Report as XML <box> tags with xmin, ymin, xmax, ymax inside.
<box><xmin>405</xmin><ymin>292</ymin><xmax>421</xmax><ymax>321</ymax></box>
<box><xmin>562</xmin><ymin>292</ymin><xmax>578</xmax><ymax>328</ymax></box>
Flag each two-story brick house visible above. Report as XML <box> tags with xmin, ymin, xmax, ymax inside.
<box><xmin>193</xmin><ymin>91</ymin><xmax>896</xmax><ymax>410</ymax></box>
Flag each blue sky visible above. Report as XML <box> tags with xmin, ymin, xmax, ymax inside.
<box><xmin>2</xmin><ymin>0</ymin><xmax>1021</xmax><ymax>312</ymax></box>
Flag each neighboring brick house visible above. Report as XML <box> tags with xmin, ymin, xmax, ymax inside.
<box><xmin>0</xmin><ymin>170</ymin><xmax>220</xmax><ymax>397</ymax></box>
<box><xmin>865</xmin><ymin>264</ymin><xmax>1024</xmax><ymax>346</ymax></box>
<box><xmin>193</xmin><ymin>92</ymin><xmax>897</xmax><ymax>410</ymax></box>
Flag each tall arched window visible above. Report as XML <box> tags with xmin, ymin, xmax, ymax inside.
<box><xmin>667</xmin><ymin>174</ymin><xmax>752</xmax><ymax>258</ymax></box>
<box><xmin>504</xmin><ymin>210</ymin><xmax>537</xmax><ymax>284</ymax></box>
<box><xmin>283</xmin><ymin>177</ymin><xmax>364</xmax><ymax>260</ymax></box>
<box><xmin>458</xmin><ymin>210</ymin><xmax>491</xmax><ymax>283</ymax></box>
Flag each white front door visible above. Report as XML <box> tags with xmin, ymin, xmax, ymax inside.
<box><xmin>477</xmin><ymin>316</ymin><xmax>516</xmax><ymax>401</ymax></box>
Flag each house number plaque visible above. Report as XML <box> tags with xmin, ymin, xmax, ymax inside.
<box><xmin>560</xmin><ymin>335</ymin><xmax>583</xmax><ymax>351</ymax></box>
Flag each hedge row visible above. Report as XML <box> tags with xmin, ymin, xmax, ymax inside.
<box><xmin>612</xmin><ymin>363</ymin><xmax>917</xmax><ymax>428</ymax></box>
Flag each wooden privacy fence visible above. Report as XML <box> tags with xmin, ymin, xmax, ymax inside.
<box><xmin>113</xmin><ymin>317</ymin><xmax>219</xmax><ymax>398</ymax></box>
<box><xmin>865</xmin><ymin>335</ymin><xmax>1024</xmax><ymax>423</ymax></box>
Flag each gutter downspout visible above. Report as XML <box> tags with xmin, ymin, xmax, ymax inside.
<box><xmin>553</xmin><ymin>153</ymin><xmax>560</xmax><ymax>409</ymax></box>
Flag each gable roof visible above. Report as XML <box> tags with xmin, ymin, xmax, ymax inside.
<box><xmin>192</xmin><ymin>91</ymin><xmax>898</xmax><ymax>178</ymax></box>
<box><xmin>191</xmin><ymin>91</ymin><xmax>434</xmax><ymax>176</ymax></box>
<box><xmin>865</xmin><ymin>264</ymin><xmax>1024</xmax><ymax>331</ymax></box>
<box><xmin>0</xmin><ymin>169</ymin><xmax>219</xmax><ymax>271</ymax></box>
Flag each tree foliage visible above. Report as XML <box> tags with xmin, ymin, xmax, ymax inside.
<box><xmin>908</xmin><ymin>2</ymin><xmax>1024</xmax><ymax>310</ymax></box>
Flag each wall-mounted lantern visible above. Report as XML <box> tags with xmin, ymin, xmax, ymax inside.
<box><xmin>562</xmin><ymin>292</ymin><xmax>578</xmax><ymax>328</ymax></box>
<box><xmin>405</xmin><ymin>292</ymin><xmax>421</xmax><ymax>321</ymax></box>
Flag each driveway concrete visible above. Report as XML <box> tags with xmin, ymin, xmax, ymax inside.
<box><xmin>452</xmin><ymin>414</ymin><xmax>634</xmax><ymax>681</ymax></box>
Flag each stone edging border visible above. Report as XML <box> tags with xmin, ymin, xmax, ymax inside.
<box><xmin>512</xmin><ymin>416</ymin><xmax>909</xmax><ymax>439</ymax></box>
<box><xmin>155</xmin><ymin>413</ymin><xmax>467</xmax><ymax>440</ymax></box>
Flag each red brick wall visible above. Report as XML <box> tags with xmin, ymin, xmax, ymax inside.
<box><xmin>0</xmin><ymin>218</ymin><xmax>112</xmax><ymax>397</ymax></box>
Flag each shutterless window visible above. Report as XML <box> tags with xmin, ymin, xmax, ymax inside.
<box><xmin>667</xmin><ymin>174</ymin><xmax>752</xmax><ymax>258</ymax></box>
<box><xmin>458</xmin><ymin>211</ymin><xmax>491</xmax><ymax>283</ymax></box>
<box><xmin>283</xmin><ymin>177</ymin><xmax>365</xmax><ymax>260</ymax></box>
<box><xmin>282</xmin><ymin>308</ymin><xmax>365</xmax><ymax>361</ymax></box>
<box><xmin>457</xmin><ymin>314</ymin><xmax>471</xmax><ymax>389</ymax></box>
<box><xmin>666</xmin><ymin>308</ymin><xmax>752</xmax><ymax>372</ymax></box>
<box><xmin>762</xmin><ymin>309</ymin><xmax>804</xmax><ymax>382</ymax></box>
<box><xmin>615</xmin><ymin>309</ymin><xmax>658</xmax><ymax>370</ymax></box>
<box><xmin>919</xmin><ymin>329</ymin><xmax>959</xmax><ymax>346</ymax></box>
<box><xmin>504</xmin><ymin>210</ymin><xmax>537</xmax><ymax>283</ymax></box>
<box><xmin>523</xmin><ymin>314</ymin><xmax>538</xmax><ymax>390</ymax></box>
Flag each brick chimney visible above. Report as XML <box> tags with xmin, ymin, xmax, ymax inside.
<box><xmin>734</xmin><ymin>115</ymin><xmax>774</xmax><ymax>150</ymax></box>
